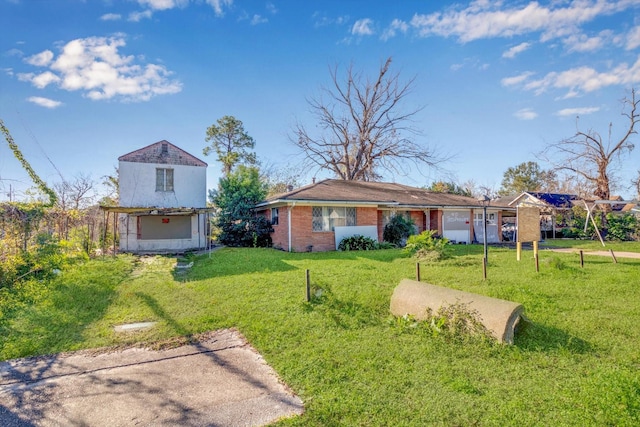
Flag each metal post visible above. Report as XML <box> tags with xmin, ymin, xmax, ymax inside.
<box><xmin>305</xmin><ymin>269</ymin><xmax>311</xmax><ymax>302</ymax></box>
<box><xmin>483</xmin><ymin>204</ymin><xmax>488</xmax><ymax>262</ymax></box>
<box><xmin>416</xmin><ymin>263</ymin><xmax>421</xmax><ymax>282</ymax></box>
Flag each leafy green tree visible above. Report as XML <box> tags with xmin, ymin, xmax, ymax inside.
<box><xmin>606</xmin><ymin>212</ymin><xmax>638</xmax><ymax>241</ymax></box>
<box><xmin>499</xmin><ymin>161</ymin><xmax>555</xmax><ymax>195</ymax></box>
<box><xmin>212</xmin><ymin>166</ymin><xmax>272</xmax><ymax>247</ymax></box>
<box><xmin>203</xmin><ymin>116</ymin><xmax>258</xmax><ymax>176</ymax></box>
<box><xmin>427</xmin><ymin>181</ymin><xmax>472</xmax><ymax>197</ymax></box>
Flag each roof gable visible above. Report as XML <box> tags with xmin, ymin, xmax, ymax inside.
<box><xmin>118</xmin><ymin>140</ymin><xmax>207</xmax><ymax>167</ymax></box>
<box><xmin>510</xmin><ymin>192</ymin><xmax>578</xmax><ymax>208</ymax></box>
<box><xmin>262</xmin><ymin>179</ymin><xmax>480</xmax><ymax>207</ymax></box>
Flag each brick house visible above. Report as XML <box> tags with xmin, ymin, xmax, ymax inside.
<box><xmin>102</xmin><ymin>140</ymin><xmax>213</xmax><ymax>253</ymax></box>
<box><xmin>256</xmin><ymin>179</ymin><xmax>503</xmax><ymax>252</ymax></box>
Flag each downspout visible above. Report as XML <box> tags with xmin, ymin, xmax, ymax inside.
<box><xmin>288</xmin><ymin>202</ymin><xmax>296</xmax><ymax>252</ymax></box>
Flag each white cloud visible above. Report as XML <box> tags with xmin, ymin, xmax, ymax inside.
<box><xmin>312</xmin><ymin>12</ymin><xmax>349</xmax><ymax>28</ymax></box>
<box><xmin>502</xmin><ymin>42</ymin><xmax>531</xmax><ymax>59</ymax></box>
<box><xmin>129</xmin><ymin>10</ymin><xmax>153</xmax><ymax>22</ymax></box>
<box><xmin>409</xmin><ymin>0</ymin><xmax>634</xmax><ymax>44</ymax></box>
<box><xmin>266</xmin><ymin>2</ymin><xmax>277</xmax><ymax>14</ymax></box>
<box><xmin>627</xmin><ymin>26</ymin><xmax>640</xmax><ymax>50</ymax></box>
<box><xmin>250</xmin><ymin>14</ymin><xmax>267</xmax><ymax>25</ymax></box>
<box><xmin>31</xmin><ymin>71</ymin><xmax>61</xmax><ymax>88</ymax></box>
<box><xmin>501</xmin><ymin>71</ymin><xmax>534</xmax><ymax>87</ymax></box>
<box><xmin>27</xmin><ymin>96</ymin><xmax>62</xmax><ymax>109</ymax></box>
<box><xmin>514</xmin><ymin>108</ymin><xmax>538</xmax><ymax>120</ymax></box>
<box><xmin>100</xmin><ymin>13</ymin><xmax>122</xmax><ymax>21</ymax></box>
<box><xmin>555</xmin><ymin>106</ymin><xmax>600</xmax><ymax>117</ymax></box>
<box><xmin>25</xmin><ymin>50</ymin><xmax>54</xmax><ymax>66</ymax></box>
<box><xmin>205</xmin><ymin>0</ymin><xmax>233</xmax><ymax>17</ymax></box>
<box><xmin>7</xmin><ymin>48</ymin><xmax>24</xmax><ymax>57</ymax></box>
<box><xmin>523</xmin><ymin>56</ymin><xmax>640</xmax><ymax>95</ymax></box>
<box><xmin>18</xmin><ymin>36</ymin><xmax>182</xmax><ymax>102</ymax></box>
<box><xmin>563</xmin><ymin>31</ymin><xmax>613</xmax><ymax>52</ymax></box>
<box><xmin>137</xmin><ymin>0</ymin><xmax>188</xmax><ymax>11</ymax></box>
<box><xmin>381</xmin><ymin>19</ymin><xmax>408</xmax><ymax>41</ymax></box>
<box><xmin>352</xmin><ymin>18</ymin><xmax>374</xmax><ymax>36</ymax></box>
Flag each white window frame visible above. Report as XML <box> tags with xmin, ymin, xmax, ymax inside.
<box><xmin>271</xmin><ymin>207</ymin><xmax>279</xmax><ymax>225</ymax></box>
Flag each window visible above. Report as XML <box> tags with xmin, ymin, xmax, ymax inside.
<box><xmin>474</xmin><ymin>212</ymin><xmax>497</xmax><ymax>226</ymax></box>
<box><xmin>156</xmin><ymin>168</ymin><xmax>174</xmax><ymax>192</ymax></box>
<box><xmin>382</xmin><ymin>210</ymin><xmax>410</xmax><ymax>228</ymax></box>
<box><xmin>312</xmin><ymin>206</ymin><xmax>356</xmax><ymax>231</ymax></box>
<box><xmin>271</xmin><ymin>208</ymin><xmax>279</xmax><ymax>225</ymax></box>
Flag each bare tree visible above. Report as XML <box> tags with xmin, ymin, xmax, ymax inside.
<box><xmin>260</xmin><ymin>162</ymin><xmax>305</xmax><ymax>197</ymax></box>
<box><xmin>539</xmin><ymin>89</ymin><xmax>639</xmax><ymax>202</ymax></box>
<box><xmin>291</xmin><ymin>57</ymin><xmax>440</xmax><ymax>181</ymax></box>
<box><xmin>633</xmin><ymin>171</ymin><xmax>640</xmax><ymax>199</ymax></box>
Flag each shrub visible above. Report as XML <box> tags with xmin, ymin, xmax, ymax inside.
<box><xmin>606</xmin><ymin>213</ymin><xmax>638</xmax><ymax>241</ymax></box>
<box><xmin>374</xmin><ymin>241</ymin><xmax>396</xmax><ymax>250</ymax></box>
<box><xmin>389</xmin><ymin>303</ymin><xmax>492</xmax><ymax>343</ymax></box>
<box><xmin>404</xmin><ymin>230</ymin><xmax>451</xmax><ymax>260</ymax></box>
<box><xmin>383</xmin><ymin>215</ymin><xmax>415</xmax><ymax>246</ymax></box>
<box><xmin>338</xmin><ymin>235</ymin><xmax>377</xmax><ymax>251</ymax></box>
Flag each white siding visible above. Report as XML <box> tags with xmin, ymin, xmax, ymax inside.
<box><xmin>119</xmin><ymin>161</ymin><xmax>206</xmax><ymax>208</ymax></box>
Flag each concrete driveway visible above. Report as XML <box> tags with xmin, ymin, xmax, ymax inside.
<box><xmin>0</xmin><ymin>329</ymin><xmax>304</xmax><ymax>426</ymax></box>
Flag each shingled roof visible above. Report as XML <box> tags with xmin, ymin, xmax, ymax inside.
<box><xmin>118</xmin><ymin>140</ymin><xmax>207</xmax><ymax>167</ymax></box>
<box><xmin>258</xmin><ymin>179</ymin><xmax>481</xmax><ymax>208</ymax></box>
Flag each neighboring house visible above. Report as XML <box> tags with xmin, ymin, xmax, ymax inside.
<box><xmin>102</xmin><ymin>140</ymin><xmax>212</xmax><ymax>253</ymax></box>
<box><xmin>256</xmin><ymin>179</ymin><xmax>504</xmax><ymax>252</ymax></box>
<box><xmin>505</xmin><ymin>192</ymin><xmax>579</xmax><ymax>239</ymax></box>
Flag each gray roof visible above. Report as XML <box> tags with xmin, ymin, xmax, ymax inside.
<box><xmin>119</xmin><ymin>140</ymin><xmax>207</xmax><ymax>167</ymax></box>
<box><xmin>259</xmin><ymin>179</ymin><xmax>483</xmax><ymax>208</ymax></box>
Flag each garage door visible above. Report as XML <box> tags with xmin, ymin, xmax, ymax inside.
<box><xmin>442</xmin><ymin>210</ymin><xmax>470</xmax><ymax>244</ymax></box>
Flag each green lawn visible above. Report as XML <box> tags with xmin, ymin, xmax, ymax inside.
<box><xmin>1</xmin><ymin>244</ymin><xmax>639</xmax><ymax>426</ymax></box>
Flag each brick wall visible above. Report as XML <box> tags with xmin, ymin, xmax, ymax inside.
<box><xmin>285</xmin><ymin>205</ymin><xmax>380</xmax><ymax>252</ymax></box>
<box><xmin>270</xmin><ymin>206</ymin><xmax>289</xmax><ymax>251</ymax></box>
<box><xmin>409</xmin><ymin>211</ymin><xmax>425</xmax><ymax>233</ymax></box>
<box><xmin>290</xmin><ymin>206</ymin><xmax>333</xmax><ymax>251</ymax></box>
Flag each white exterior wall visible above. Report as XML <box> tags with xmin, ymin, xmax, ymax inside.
<box><xmin>119</xmin><ymin>161</ymin><xmax>207</xmax><ymax>208</ymax></box>
<box><xmin>118</xmin><ymin>213</ymin><xmax>208</xmax><ymax>252</ymax></box>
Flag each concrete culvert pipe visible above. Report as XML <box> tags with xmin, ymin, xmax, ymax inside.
<box><xmin>390</xmin><ymin>279</ymin><xmax>524</xmax><ymax>344</ymax></box>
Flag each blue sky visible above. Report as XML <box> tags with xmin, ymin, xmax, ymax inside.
<box><xmin>2</xmin><ymin>0</ymin><xmax>640</xmax><ymax>202</ymax></box>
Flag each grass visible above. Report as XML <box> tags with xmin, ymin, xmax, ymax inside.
<box><xmin>1</xmin><ymin>244</ymin><xmax>640</xmax><ymax>425</ymax></box>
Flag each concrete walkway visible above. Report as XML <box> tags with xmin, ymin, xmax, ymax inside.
<box><xmin>0</xmin><ymin>329</ymin><xmax>303</xmax><ymax>426</ymax></box>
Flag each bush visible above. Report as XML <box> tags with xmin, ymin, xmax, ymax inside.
<box><xmin>374</xmin><ymin>241</ymin><xmax>397</xmax><ymax>250</ymax></box>
<box><xmin>338</xmin><ymin>235</ymin><xmax>377</xmax><ymax>251</ymax></box>
<box><xmin>383</xmin><ymin>215</ymin><xmax>415</xmax><ymax>246</ymax></box>
<box><xmin>606</xmin><ymin>213</ymin><xmax>638</xmax><ymax>241</ymax></box>
<box><xmin>403</xmin><ymin>230</ymin><xmax>451</xmax><ymax>260</ymax></box>
<box><xmin>389</xmin><ymin>302</ymin><xmax>492</xmax><ymax>343</ymax></box>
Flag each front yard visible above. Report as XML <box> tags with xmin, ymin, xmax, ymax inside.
<box><xmin>1</xmin><ymin>243</ymin><xmax>639</xmax><ymax>425</ymax></box>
